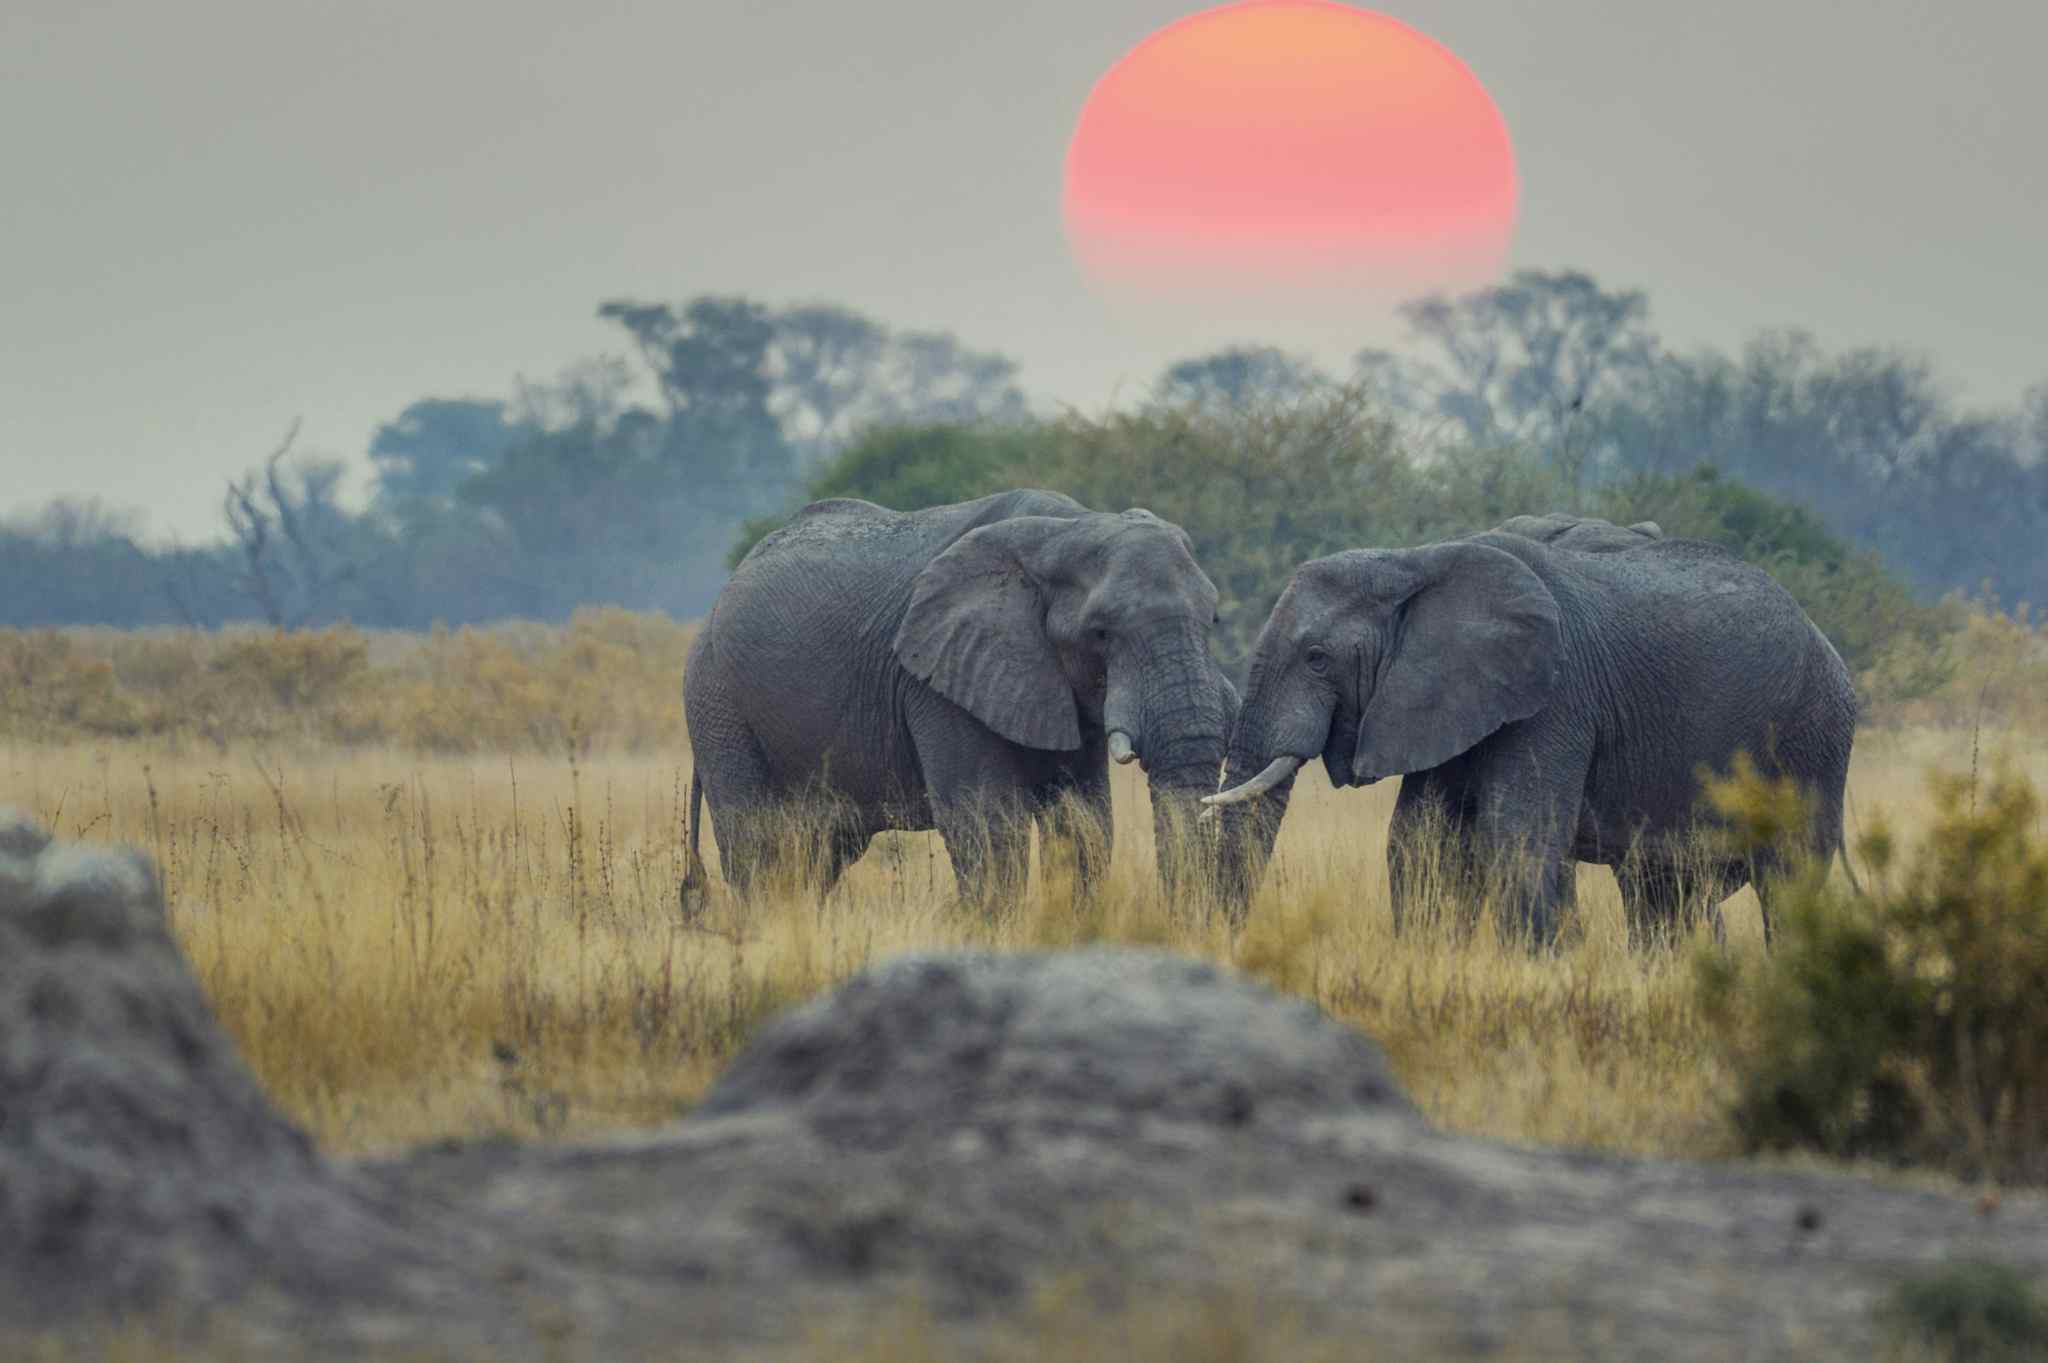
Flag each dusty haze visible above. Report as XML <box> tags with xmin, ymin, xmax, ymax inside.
<box><xmin>3</xmin><ymin>0</ymin><xmax>2042</xmax><ymax>540</ymax></box>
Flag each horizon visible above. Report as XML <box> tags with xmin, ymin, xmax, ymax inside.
<box><xmin>4</xmin><ymin>0</ymin><xmax>2044</xmax><ymax>543</ymax></box>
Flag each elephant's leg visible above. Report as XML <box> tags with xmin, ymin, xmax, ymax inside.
<box><xmin>685</xmin><ymin>656</ymin><xmax>799</xmax><ymax>905</ymax></box>
<box><xmin>1387</xmin><ymin>773</ymin><xmax>1475</xmax><ymax>937</ymax></box>
<box><xmin>1745</xmin><ymin>773</ymin><xmax>1846</xmax><ymax>952</ymax></box>
<box><xmin>1615</xmin><ymin>856</ymin><xmax>1701</xmax><ymax>950</ymax></box>
<box><xmin>811</xmin><ymin>820</ymin><xmax>875</xmax><ymax>905</ymax></box>
<box><xmin>937</xmin><ymin>793</ymin><xmax>1033</xmax><ymax>918</ymax></box>
<box><xmin>1506</xmin><ymin>853</ymin><xmax>1578</xmax><ymax>951</ymax></box>
<box><xmin>1469</xmin><ymin>736</ymin><xmax>1589</xmax><ymax>952</ymax></box>
<box><xmin>1036</xmin><ymin>751</ymin><xmax>1114</xmax><ymax>902</ymax></box>
<box><xmin>909</xmin><ymin>701</ymin><xmax>1042</xmax><ymax>917</ymax></box>
<box><xmin>699</xmin><ymin>738</ymin><xmax>782</xmax><ymax>904</ymax></box>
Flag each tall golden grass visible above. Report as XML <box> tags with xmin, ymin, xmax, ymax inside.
<box><xmin>9</xmin><ymin>615</ymin><xmax>2048</xmax><ymax>1363</ymax></box>
<box><xmin>6</xmin><ymin>716</ymin><xmax>2039</xmax><ymax>1161</ymax></box>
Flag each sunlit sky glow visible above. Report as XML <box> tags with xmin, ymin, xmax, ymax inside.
<box><xmin>3</xmin><ymin>1</ymin><xmax>2042</xmax><ymax>540</ymax></box>
<box><xmin>1064</xmin><ymin>1</ymin><xmax>1516</xmax><ymax>295</ymax></box>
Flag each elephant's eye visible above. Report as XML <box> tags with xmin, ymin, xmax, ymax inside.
<box><xmin>1305</xmin><ymin>645</ymin><xmax>1330</xmax><ymax>675</ymax></box>
<box><xmin>1092</xmin><ymin>627</ymin><xmax>1110</xmax><ymax>644</ymax></box>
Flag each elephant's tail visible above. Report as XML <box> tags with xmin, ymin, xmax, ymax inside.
<box><xmin>679</xmin><ymin>769</ymin><xmax>708</xmax><ymax>918</ymax></box>
<box><xmin>1834</xmin><ymin>840</ymin><xmax>1867</xmax><ymax>899</ymax></box>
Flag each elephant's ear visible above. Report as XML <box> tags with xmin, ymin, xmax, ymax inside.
<box><xmin>1351</xmin><ymin>542</ymin><xmax>1562</xmax><ymax>784</ymax></box>
<box><xmin>892</xmin><ymin>518</ymin><xmax>1081</xmax><ymax>751</ymax></box>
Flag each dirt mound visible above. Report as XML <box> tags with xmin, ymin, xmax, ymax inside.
<box><xmin>7</xmin><ymin>808</ymin><xmax>2048</xmax><ymax>1360</ymax></box>
<box><xmin>697</xmin><ymin>949</ymin><xmax>1416</xmax><ymax>1143</ymax></box>
<box><xmin>0</xmin><ymin>809</ymin><xmax>498</xmax><ymax>1348</ymax></box>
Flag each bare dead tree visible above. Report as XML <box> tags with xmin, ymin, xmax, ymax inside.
<box><xmin>158</xmin><ymin>537</ymin><xmax>218</xmax><ymax>629</ymax></box>
<box><xmin>221</xmin><ymin>420</ymin><xmax>358</xmax><ymax>629</ymax></box>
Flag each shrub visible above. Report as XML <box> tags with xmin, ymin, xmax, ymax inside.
<box><xmin>1696</xmin><ymin>763</ymin><xmax>2048</xmax><ymax>1184</ymax></box>
<box><xmin>727</xmin><ymin>423</ymin><xmax>1037</xmax><ymax>567</ymax></box>
<box><xmin>1866</xmin><ymin>600</ymin><xmax>2048</xmax><ymax>734</ymax></box>
<box><xmin>0</xmin><ymin>612</ymin><xmax>698</xmax><ymax>754</ymax></box>
<box><xmin>0</xmin><ymin>629</ymin><xmax>143</xmax><ymax>737</ymax></box>
<box><xmin>1883</xmin><ymin>1260</ymin><xmax>2048</xmax><ymax>1363</ymax></box>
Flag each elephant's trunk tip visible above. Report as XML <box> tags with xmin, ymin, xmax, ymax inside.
<box><xmin>1108</xmin><ymin>730</ymin><xmax>1139</xmax><ymax>766</ymax></box>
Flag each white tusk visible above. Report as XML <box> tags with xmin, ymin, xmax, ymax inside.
<box><xmin>1200</xmin><ymin>756</ymin><xmax>1302</xmax><ymax>809</ymax></box>
<box><xmin>1107</xmin><ymin>731</ymin><xmax>1138</xmax><ymax>765</ymax></box>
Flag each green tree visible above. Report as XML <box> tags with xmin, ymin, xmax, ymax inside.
<box><xmin>726</xmin><ymin>423</ymin><xmax>1032</xmax><ymax>567</ymax></box>
<box><xmin>1360</xmin><ymin>268</ymin><xmax>1659</xmax><ymax>503</ymax></box>
<box><xmin>368</xmin><ymin>398</ymin><xmax>521</xmax><ymax>513</ymax></box>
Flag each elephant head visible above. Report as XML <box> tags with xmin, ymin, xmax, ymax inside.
<box><xmin>892</xmin><ymin>508</ymin><xmax>1234</xmax><ymax>894</ymax></box>
<box><xmin>1207</xmin><ymin>541</ymin><xmax>1563</xmax><ymax>909</ymax></box>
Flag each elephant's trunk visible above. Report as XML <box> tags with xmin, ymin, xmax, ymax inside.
<box><xmin>1212</xmin><ymin>693</ymin><xmax>1299</xmax><ymax>923</ymax></box>
<box><xmin>1126</xmin><ymin>632</ymin><xmax>1233</xmax><ymax>906</ymax></box>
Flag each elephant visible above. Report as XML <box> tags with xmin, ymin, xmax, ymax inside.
<box><xmin>1491</xmin><ymin>512</ymin><xmax>1663</xmax><ymax>552</ymax></box>
<box><xmin>681</xmin><ymin>489</ymin><xmax>1237</xmax><ymax>912</ymax></box>
<box><xmin>1205</xmin><ymin>518</ymin><xmax>1857</xmax><ymax>948</ymax></box>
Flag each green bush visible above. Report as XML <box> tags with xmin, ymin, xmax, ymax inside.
<box><xmin>1883</xmin><ymin>1260</ymin><xmax>2048</xmax><ymax>1362</ymax></box>
<box><xmin>727</xmin><ymin>423</ymin><xmax>1037</xmax><ymax>568</ymax></box>
<box><xmin>1696</xmin><ymin>764</ymin><xmax>2048</xmax><ymax>1185</ymax></box>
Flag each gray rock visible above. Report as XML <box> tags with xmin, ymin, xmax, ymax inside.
<box><xmin>5</xmin><ymin>807</ymin><xmax>2047</xmax><ymax>1361</ymax></box>
<box><xmin>696</xmin><ymin>949</ymin><xmax>1416</xmax><ymax>1142</ymax></box>
<box><xmin>0</xmin><ymin>809</ymin><xmax>536</xmax><ymax>1356</ymax></box>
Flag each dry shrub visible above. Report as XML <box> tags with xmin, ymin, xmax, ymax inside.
<box><xmin>0</xmin><ymin>610</ymin><xmax>697</xmax><ymax>754</ymax></box>
<box><xmin>1698</xmin><ymin>762</ymin><xmax>2048</xmax><ymax>1184</ymax></box>
<box><xmin>1867</xmin><ymin>599</ymin><xmax>2048</xmax><ymax>737</ymax></box>
<box><xmin>0</xmin><ymin>629</ymin><xmax>142</xmax><ymax>736</ymax></box>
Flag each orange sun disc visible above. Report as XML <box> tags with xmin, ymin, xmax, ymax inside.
<box><xmin>1063</xmin><ymin>0</ymin><xmax>1518</xmax><ymax>299</ymax></box>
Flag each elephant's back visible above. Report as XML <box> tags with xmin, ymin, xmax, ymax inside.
<box><xmin>1590</xmin><ymin>538</ymin><xmax>1847</xmax><ymax>699</ymax></box>
<box><xmin>730</xmin><ymin>488</ymin><xmax>1088</xmax><ymax>585</ymax></box>
<box><xmin>708</xmin><ymin>504</ymin><xmax>919</xmax><ymax>724</ymax></box>
<box><xmin>1596</xmin><ymin>539</ymin><xmax>1811</xmax><ymax>642</ymax></box>
<box><xmin>1573</xmin><ymin>537</ymin><xmax>1855</xmax><ymax>840</ymax></box>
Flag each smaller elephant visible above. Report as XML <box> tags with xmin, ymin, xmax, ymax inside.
<box><xmin>682</xmin><ymin>489</ymin><xmax>1237</xmax><ymax>913</ymax></box>
<box><xmin>1208</xmin><ymin>525</ymin><xmax>1856</xmax><ymax>948</ymax></box>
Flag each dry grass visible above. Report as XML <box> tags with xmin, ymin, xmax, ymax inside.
<box><xmin>10</xmin><ymin>643</ymin><xmax>2048</xmax><ymax>1361</ymax></box>
<box><xmin>0</xmin><ymin>610</ymin><xmax>697</xmax><ymax>753</ymax></box>
<box><xmin>21</xmin><ymin>1274</ymin><xmax>1997</xmax><ymax>1363</ymax></box>
<box><xmin>7</xmin><ymin>719</ymin><xmax>2042</xmax><ymax>1161</ymax></box>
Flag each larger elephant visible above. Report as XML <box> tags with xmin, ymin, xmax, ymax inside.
<box><xmin>1207</xmin><ymin>520</ymin><xmax>1856</xmax><ymax>947</ymax></box>
<box><xmin>682</xmin><ymin>490</ymin><xmax>1237</xmax><ymax>910</ymax></box>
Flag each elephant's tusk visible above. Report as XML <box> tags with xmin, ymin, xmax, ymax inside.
<box><xmin>1108</xmin><ymin>731</ymin><xmax>1138</xmax><ymax>765</ymax></box>
<box><xmin>1201</xmin><ymin>756</ymin><xmax>1301</xmax><ymax>809</ymax></box>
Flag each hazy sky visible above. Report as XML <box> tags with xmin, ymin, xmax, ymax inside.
<box><xmin>5</xmin><ymin>0</ymin><xmax>2043</xmax><ymax>542</ymax></box>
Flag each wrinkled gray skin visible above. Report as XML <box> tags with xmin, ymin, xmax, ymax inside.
<box><xmin>684</xmin><ymin>490</ymin><xmax>1236</xmax><ymax>910</ymax></box>
<box><xmin>1493</xmin><ymin>512</ymin><xmax>1664</xmax><ymax>553</ymax></box>
<box><xmin>1215</xmin><ymin>518</ymin><xmax>1856</xmax><ymax>947</ymax></box>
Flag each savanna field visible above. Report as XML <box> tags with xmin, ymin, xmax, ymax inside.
<box><xmin>6</xmin><ymin>609</ymin><xmax>2045</xmax><ymax>1171</ymax></box>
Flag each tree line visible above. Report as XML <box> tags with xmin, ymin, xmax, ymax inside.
<box><xmin>5</xmin><ymin>271</ymin><xmax>2042</xmax><ymax>657</ymax></box>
